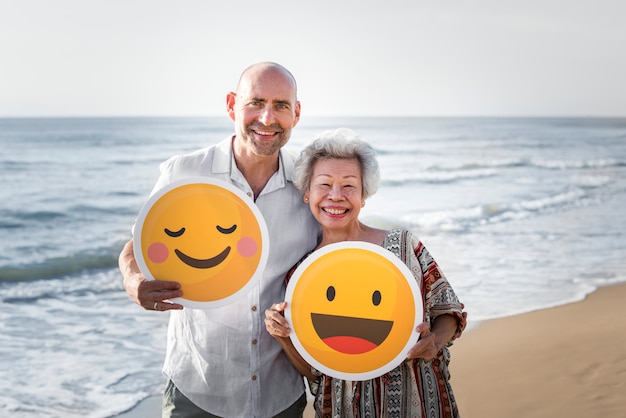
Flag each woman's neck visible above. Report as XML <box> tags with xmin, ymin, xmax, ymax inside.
<box><xmin>317</xmin><ymin>223</ymin><xmax>388</xmax><ymax>249</ymax></box>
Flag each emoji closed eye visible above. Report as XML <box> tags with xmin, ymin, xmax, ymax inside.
<box><xmin>165</xmin><ymin>227</ymin><xmax>185</xmax><ymax>237</ymax></box>
<box><xmin>217</xmin><ymin>224</ymin><xmax>237</xmax><ymax>234</ymax></box>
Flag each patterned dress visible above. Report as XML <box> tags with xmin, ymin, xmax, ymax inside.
<box><xmin>287</xmin><ymin>229</ymin><xmax>466</xmax><ymax>418</ymax></box>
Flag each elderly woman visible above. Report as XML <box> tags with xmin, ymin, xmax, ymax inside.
<box><xmin>265</xmin><ymin>128</ymin><xmax>466</xmax><ymax>418</ymax></box>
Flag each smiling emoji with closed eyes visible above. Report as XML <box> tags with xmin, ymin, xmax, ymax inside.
<box><xmin>285</xmin><ymin>241</ymin><xmax>422</xmax><ymax>380</ymax></box>
<box><xmin>134</xmin><ymin>177</ymin><xmax>269</xmax><ymax>309</ymax></box>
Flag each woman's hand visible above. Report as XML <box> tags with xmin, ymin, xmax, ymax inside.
<box><xmin>407</xmin><ymin>322</ymin><xmax>439</xmax><ymax>360</ymax></box>
<box><xmin>264</xmin><ymin>302</ymin><xmax>291</xmax><ymax>338</ymax></box>
<box><xmin>407</xmin><ymin>314</ymin><xmax>461</xmax><ymax>360</ymax></box>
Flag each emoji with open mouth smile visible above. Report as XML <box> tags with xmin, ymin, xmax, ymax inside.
<box><xmin>134</xmin><ymin>177</ymin><xmax>269</xmax><ymax>309</ymax></box>
<box><xmin>285</xmin><ymin>241</ymin><xmax>422</xmax><ymax>380</ymax></box>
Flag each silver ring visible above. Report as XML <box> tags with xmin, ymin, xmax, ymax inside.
<box><xmin>153</xmin><ymin>301</ymin><xmax>158</xmax><ymax>310</ymax></box>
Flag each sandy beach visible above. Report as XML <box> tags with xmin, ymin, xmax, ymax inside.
<box><xmin>116</xmin><ymin>283</ymin><xmax>626</xmax><ymax>417</ymax></box>
<box><xmin>450</xmin><ymin>283</ymin><xmax>626</xmax><ymax>418</ymax></box>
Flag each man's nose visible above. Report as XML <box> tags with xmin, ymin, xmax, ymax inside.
<box><xmin>258</xmin><ymin>107</ymin><xmax>275</xmax><ymax>125</ymax></box>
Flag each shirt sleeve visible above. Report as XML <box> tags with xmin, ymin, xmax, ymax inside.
<box><xmin>407</xmin><ymin>232</ymin><xmax>467</xmax><ymax>340</ymax></box>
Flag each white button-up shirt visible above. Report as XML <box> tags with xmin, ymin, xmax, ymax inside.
<box><xmin>148</xmin><ymin>137</ymin><xmax>319</xmax><ymax>417</ymax></box>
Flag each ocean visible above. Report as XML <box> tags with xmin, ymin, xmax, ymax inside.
<box><xmin>1</xmin><ymin>116</ymin><xmax>625</xmax><ymax>417</ymax></box>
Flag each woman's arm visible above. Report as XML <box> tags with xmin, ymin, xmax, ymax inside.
<box><xmin>431</xmin><ymin>313</ymin><xmax>460</xmax><ymax>352</ymax></box>
<box><xmin>265</xmin><ymin>302</ymin><xmax>317</xmax><ymax>380</ymax></box>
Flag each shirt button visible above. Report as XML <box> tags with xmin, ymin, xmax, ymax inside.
<box><xmin>251</xmin><ymin>305</ymin><xmax>257</xmax><ymax>312</ymax></box>
<box><xmin>247</xmin><ymin>192</ymin><xmax>252</xmax><ymax>197</ymax></box>
<box><xmin>252</xmin><ymin>339</ymin><xmax>257</xmax><ymax>345</ymax></box>
<box><xmin>252</xmin><ymin>375</ymin><xmax>257</xmax><ymax>381</ymax></box>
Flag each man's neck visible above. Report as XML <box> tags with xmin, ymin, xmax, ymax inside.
<box><xmin>233</xmin><ymin>139</ymin><xmax>280</xmax><ymax>199</ymax></box>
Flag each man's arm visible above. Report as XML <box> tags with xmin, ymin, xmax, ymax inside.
<box><xmin>119</xmin><ymin>239</ymin><xmax>184</xmax><ymax>311</ymax></box>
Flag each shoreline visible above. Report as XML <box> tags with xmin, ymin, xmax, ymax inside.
<box><xmin>114</xmin><ymin>283</ymin><xmax>626</xmax><ymax>417</ymax></box>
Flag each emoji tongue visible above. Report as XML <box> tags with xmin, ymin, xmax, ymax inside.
<box><xmin>322</xmin><ymin>336</ymin><xmax>378</xmax><ymax>354</ymax></box>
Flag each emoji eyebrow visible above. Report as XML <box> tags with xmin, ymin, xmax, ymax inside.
<box><xmin>217</xmin><ymin>224</ymin><xmax>237</xmax><ymax>234</ymax></box>
<box><xmin>164</xmin><ymin>227</ymin><xmax>185</xmax><ymax>237</ymax></box>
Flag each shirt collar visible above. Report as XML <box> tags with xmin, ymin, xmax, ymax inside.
<box><xmin>212</xmin><ymin>135</ymin><xmax>296</xmax><ymax>186</ymax></box>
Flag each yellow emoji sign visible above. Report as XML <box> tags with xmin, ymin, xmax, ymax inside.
<box><xmin>133</xmin><ymin>177</ymin><xmax>269</xmax><ymax>309</ymax></box>
<box><xmin>285</xmin><ymin>241</ymin><xmax>422</xmax><ymax>380</ymax></box>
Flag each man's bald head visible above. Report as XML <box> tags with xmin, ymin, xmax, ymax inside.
<box><xmin>236</xmin><ymin>62</ymin><xmax>298</xmax><ymax>100</ymax></box>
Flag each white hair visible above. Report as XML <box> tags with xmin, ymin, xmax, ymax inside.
<box><xmin>294</xmin><ymin>128</ymin><xmax>380</xmax><ymax>199</ymax></box>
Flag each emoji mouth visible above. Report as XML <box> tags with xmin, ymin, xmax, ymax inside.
<box><xmin>311</xmin><ymin>313</ymin><xmax>393</xmax><ymax>354</ymax></box>
<box><xmin>175</xmin><ymin>247</ymin><xmax>231</xmax><ymax>269</ymax></box>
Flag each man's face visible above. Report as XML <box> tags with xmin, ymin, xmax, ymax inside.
<box><xmin>229</xmin><ymin>67</ymin><xmax>301</xmax><ymax>157</ymax></box>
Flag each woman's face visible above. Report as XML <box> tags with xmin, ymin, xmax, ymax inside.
<box><xmin>304</xmin><ymin>157</ymin><xmax>363</xmax><ymax>233</ymax></box>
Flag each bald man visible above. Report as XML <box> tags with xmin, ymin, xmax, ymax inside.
<box><xmin>119</xmin><ymin>62</ymin><xmax>320</xmax><ymax>417</ymax></box>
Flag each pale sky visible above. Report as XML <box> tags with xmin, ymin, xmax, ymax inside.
<box><xmin>1</xmin><ymin>0</ymin><xmax>625</xmax><ymax>117</ymax></box>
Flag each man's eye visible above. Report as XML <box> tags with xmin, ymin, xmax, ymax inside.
<box><xmin>217</xmin><ymin>224</ymin><xmax>237</xmax><ymax>234</ymax></box>
<box><xmin>165</xmin><ymin>227</ymin><xmax>185</xmax><ymax>237</ymax></box>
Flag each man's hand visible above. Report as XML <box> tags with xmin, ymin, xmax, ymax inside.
<box><xmin>119</xmin><ymin>239</ymin><xmax>184</xmax><ymax>311</ymax></box>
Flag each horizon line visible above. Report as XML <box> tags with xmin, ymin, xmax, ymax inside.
<box><xmin>1</xmin><ymin>114</ymin><xmax>625</xmax><ymax>120</ymax></box>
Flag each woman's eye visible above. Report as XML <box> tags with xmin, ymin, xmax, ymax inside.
<box><xmin>217</xmin><ymin>224</ymin><xmax>237</xmax><ymax>234</ymax></box>
<box><xmin>164</xmin><ymin>227</ymin><xmax>185</xmax><ymax>237</ymax></box>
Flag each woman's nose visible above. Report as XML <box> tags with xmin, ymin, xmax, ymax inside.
<box><xmin>327</xmin><ymin>185</ymin><xmax>343</xmax><ymax>200</ymax></box>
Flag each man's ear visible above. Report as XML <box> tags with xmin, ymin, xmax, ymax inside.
<box><xmin>292</xmin><ymin>100</ymin><xmax>301</xmax><ymax>127</ymax></box>
<box><xmin>226</xmin><ymin>92</ymin><xmax>236</xmax><ymax>121</ymax></box>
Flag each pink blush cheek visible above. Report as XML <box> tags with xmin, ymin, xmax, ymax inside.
<box><xmin>237</xmin><ymin>237</ymin><xmax>258</xmax><ymax>258</ymax></box>
<box><xmin>147</xmin><ymin>242</ymin><xmax>169</xmax><ymax>263</ymax></box>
